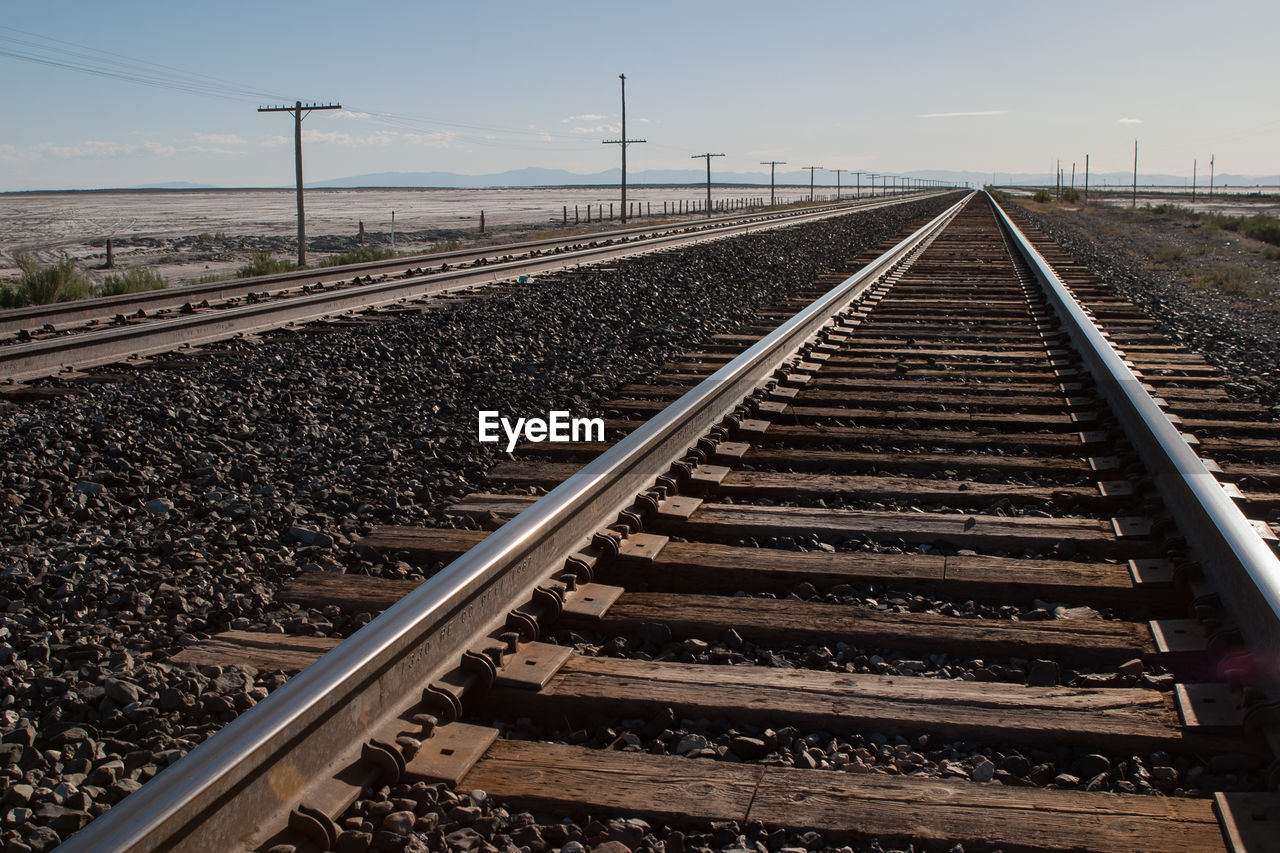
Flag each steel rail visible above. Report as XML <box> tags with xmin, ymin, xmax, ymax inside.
<box><xmin>990</xmin><ymin>191</ymin><xmax>1280</xmax><ymax>698</ymax></box>
<box><xmin>1</xmin><ymin>193</ymin><xmax>952</xmax><ymax>384</ymax></box>
<box><xmin>57</xmin><ymin>194</ymin><xmax>974</xmax><ymax>853</ymax></box>
<box><xmin>0</xmin><ymin>193</ymin><xmax>940</xmax><ymax>336</ymax></box>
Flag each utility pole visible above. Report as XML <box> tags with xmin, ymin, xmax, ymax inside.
<box><xmin>759</xmin><ymin>160</ymin><xmax>786</xmax><ymax>205</ymax></box>
<box><xmin>1071</xmin><ymin>162</ymin><xmax>1075</xmax><ymax>191</ymax></box>
<box><xmin>830</xmin><ymin>168</ymin><xmax>848</xmax><ymax>201</ymax></box>
<box><xmin>602</xmin><ymin>74</ymin><xmax>646</xmax><ymax>224</ymax></box>
<box><xmin>1132</xmin><ymin>138</ymin><xmax>1138</xmax><ymax>209</ymax></box>
<box><xmin>1210</xmin><ymin>154</ymin><xmax>1215</xmax><ymax>199</ymax></box>
<box><xmin>802</xmin><ymin>166</ymin><xmax>823</xmax><ymax>201</ymax></box>
<box><xmin>691</xmin><ymin>153</ymin><xmax>724</xmax><ymax>217</ymax></box>
<box><xmin>855</xmin><ymin>170</ymin><xmax>864</xmax><ymax>199</ymax></box>
<box><xmin>258</xmin><ymin>100</ymin><xmax>341</xmax><ymax>268</ymax></box>
<box><xmin>1192</xmin><ymin>159</ymin><xmax>1197</xmax><ymax>202</ymax></box>
<box><xmin>1084</xmin><ymin>154</ymin><xmax>1089</xmax><ymax>204</ymax></box>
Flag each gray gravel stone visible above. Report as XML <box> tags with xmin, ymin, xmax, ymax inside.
<box><xmin>380</xmin><ymin>810</ymin><xmax>415</xmax><ymax>836</ymax></box>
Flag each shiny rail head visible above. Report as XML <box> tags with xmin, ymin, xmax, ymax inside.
<box><xmin>988</xmin><ymin>190</ymin><xmax>1280</xmax><ymax>695</ymax></box>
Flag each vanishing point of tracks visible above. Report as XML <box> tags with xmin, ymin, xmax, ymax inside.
<box><xmin>0</xmin><ymin>196</ymin><xmax>935</xmax><ymax>386</ymax></box>
<box><xmin>59</xmin><ymin>192</ymin><xmax>1280</xmax><ymax>852</ymax></box>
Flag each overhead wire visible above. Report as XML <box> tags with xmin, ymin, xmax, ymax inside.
<box><xmin>0</xmin><ymin>24</ymin><xmax>730</xmax><ymax>165</ymax></box>
<box><xmin>0</xmin><ymin>25</ymin><xmax>289</xmax><ymax>103</ymax></box>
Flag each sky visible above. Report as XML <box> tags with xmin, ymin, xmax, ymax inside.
<box><xmin>1</xmin><ymin>0</ymin><xmax>1277</xmax><ymax>191</ymax></box>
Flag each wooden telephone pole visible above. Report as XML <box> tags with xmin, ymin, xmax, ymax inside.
<box><xmin>830</xmin><ymin>168</ymin><xmax>849</xmax><ymax>201</ymax></box>
<box><xmin>602</xmin><ymin>74</ymin><xmax>646</xmax><ymax>223</ymax></box>
<box><xmin>1132</xmin><ymin>139</ymin><xmax>1138</xmax><ymax>209</ymax></box>
<box><xmin>258</xmin><ymin>100</ymin><xmax>341</xmax><ymax>268</ymax></box>
<box><xmin>759</xmin><ymin>160</ymin><xmax>786</xmax><ymax>206</ymax></box>
<box><xmin>802</xmin><ymin>166</ymin><xmax>823</xmax><ymax>201</ymax></box>
<box><xmin>691</xmin><ymin>153</ymin><xmax>724</xmax><ymax>216</ymax></box>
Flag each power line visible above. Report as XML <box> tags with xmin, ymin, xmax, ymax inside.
<box><xmin>0</xmin><ymin>26</ymin><xmax>609</xmax><ymax>155</ymax></box>
<box><xmin>0</xmin><ymin>26</ymin><xmax>288</xmax><ymax>103</ymax></box>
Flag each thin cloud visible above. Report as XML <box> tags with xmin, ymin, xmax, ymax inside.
<box><xmin>36</xmin><ymin>140</ymin><xmax>136</xmax><ymax>159</ymax></box>
<box><xmin>7</xmin><ymin>139</ymin><xmax>242</xmax><ymax>160</ymax></box>
<box><xmin>404</xmin><ymin>131</ymin><xmax>454</xmax><ymax>148</ymax></box>
<box><xmin>570</xmin><ymin>123</ymin><xmax>621</xmax><ymax>135</ymax></box>
<box><xmin>333</xmin><ymin>110</ymin><xmax>372</xmax><ymax>120</ymax></box>
<box><xmin>918</xmin><ymin>109</ymin><xmax>1008</xmax><ymax>119</ymax></box>
<box><xmin>192</xmin><ymin>132</ymin><xmax>246</xmax><ymax>145</ymax></box>
<box><xmin>1117</xmin><ymin>117</ymin><xmax>1142</xmax><ymax>124</ymax></box>
<box><xmin>561</xmin><ymin>113</ymin><xmax>605</xmax><ymax>123</ymax></box>
<box><xmin>286</xmin><ymin>129</ymin><xmax>399</xmax><ymax>146</ymax></box>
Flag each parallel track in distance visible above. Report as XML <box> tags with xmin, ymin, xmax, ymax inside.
<box><xmin>0</xmin><ymin>192</ymin><xmax>947</xmax><ymax>385</ymax></box>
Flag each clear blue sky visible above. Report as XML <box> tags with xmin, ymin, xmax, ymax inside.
<box><xmin>2</xmin><ymin>0</ymin><xmax>1276</xmax><ymax>190</ymax></box>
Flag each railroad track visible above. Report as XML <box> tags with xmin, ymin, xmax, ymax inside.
<box><xmin>58</xmin><ymin>191</ymin><xmax>1280</xmax><ymax>852</ymax></box>
<box><xmin>0</xmin><ymin>194</ymin><xmax>943</xmax><ymax>385</ymax></box>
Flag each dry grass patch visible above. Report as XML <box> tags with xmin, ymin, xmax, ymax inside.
<box><xmin>1189</xmin><ymin>266</ymin><xmax>1262</xmax><ymax>295</ymax></box>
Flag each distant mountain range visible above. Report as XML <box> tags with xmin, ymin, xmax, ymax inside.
<box><xmin>310</xmin><ymin>167</ymin><xmax>1275</xmax><ymax>190</ymax></box>
<box><xmin>96</xmin><ymin>168</ymin><xmax>1278</xmax><ymax>192</ymax></box>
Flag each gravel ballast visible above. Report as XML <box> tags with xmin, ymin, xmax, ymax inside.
<box><xmin>1006</xmin><ymin>198</ymin><xmax>1280</xmax><ymax>410</ymax></box>
<box><xmin>0</xmin><ymin>194</ymin><xmax>960</xmax><ymax>850</ymax></box>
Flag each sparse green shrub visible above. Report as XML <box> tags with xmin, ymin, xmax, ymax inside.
<box><xmin>1060</xmin><ymin>188</ymin><xmax>1080</xmax><ymax>203</ymax></box>
<box><xmin>1240</xmin><ymin>213</ymin><xmax>1280</xmax><ymax>247</ymax></box>
<box><xmin>1155</xmin><ymin>245</ymin><xmax>1185</xmax><ymax>263</ymax></box>
<box><xmin>102</xmin><ymin>268</ymin><xmax>168</xmax><ymax>296</ymax></box>
<box><xmin>318</xmin><ymin>246</ymin><xmax>397</xmax><ymax>267</ymax></box>
<box><xmin>237</xmin><ymin>253</ymin><xmax>297</xmax><ymax>278</ymax></box>
<box><xmin>1032</xmin><ymin>190</ymin><xmax>1052</xmax><ymax>203</ymax></box>
<box><xmin>194</xmin><ymin>272</ymin><xmax>230</xmax><ymax>283</ymax></box>
<box><xmin>430</xmin><ymin>239</ymin><xmax>463</xmax><ymax>253</ymax></box>
<box><xmin>431</xmin><ymin>239</ymin><xmax>463</xmax><ymax>253</ymax></box>
<box><xmin>3</xmin><ymin>255</ymin><xmax>91</xmax><ymax>307</ymax></box>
